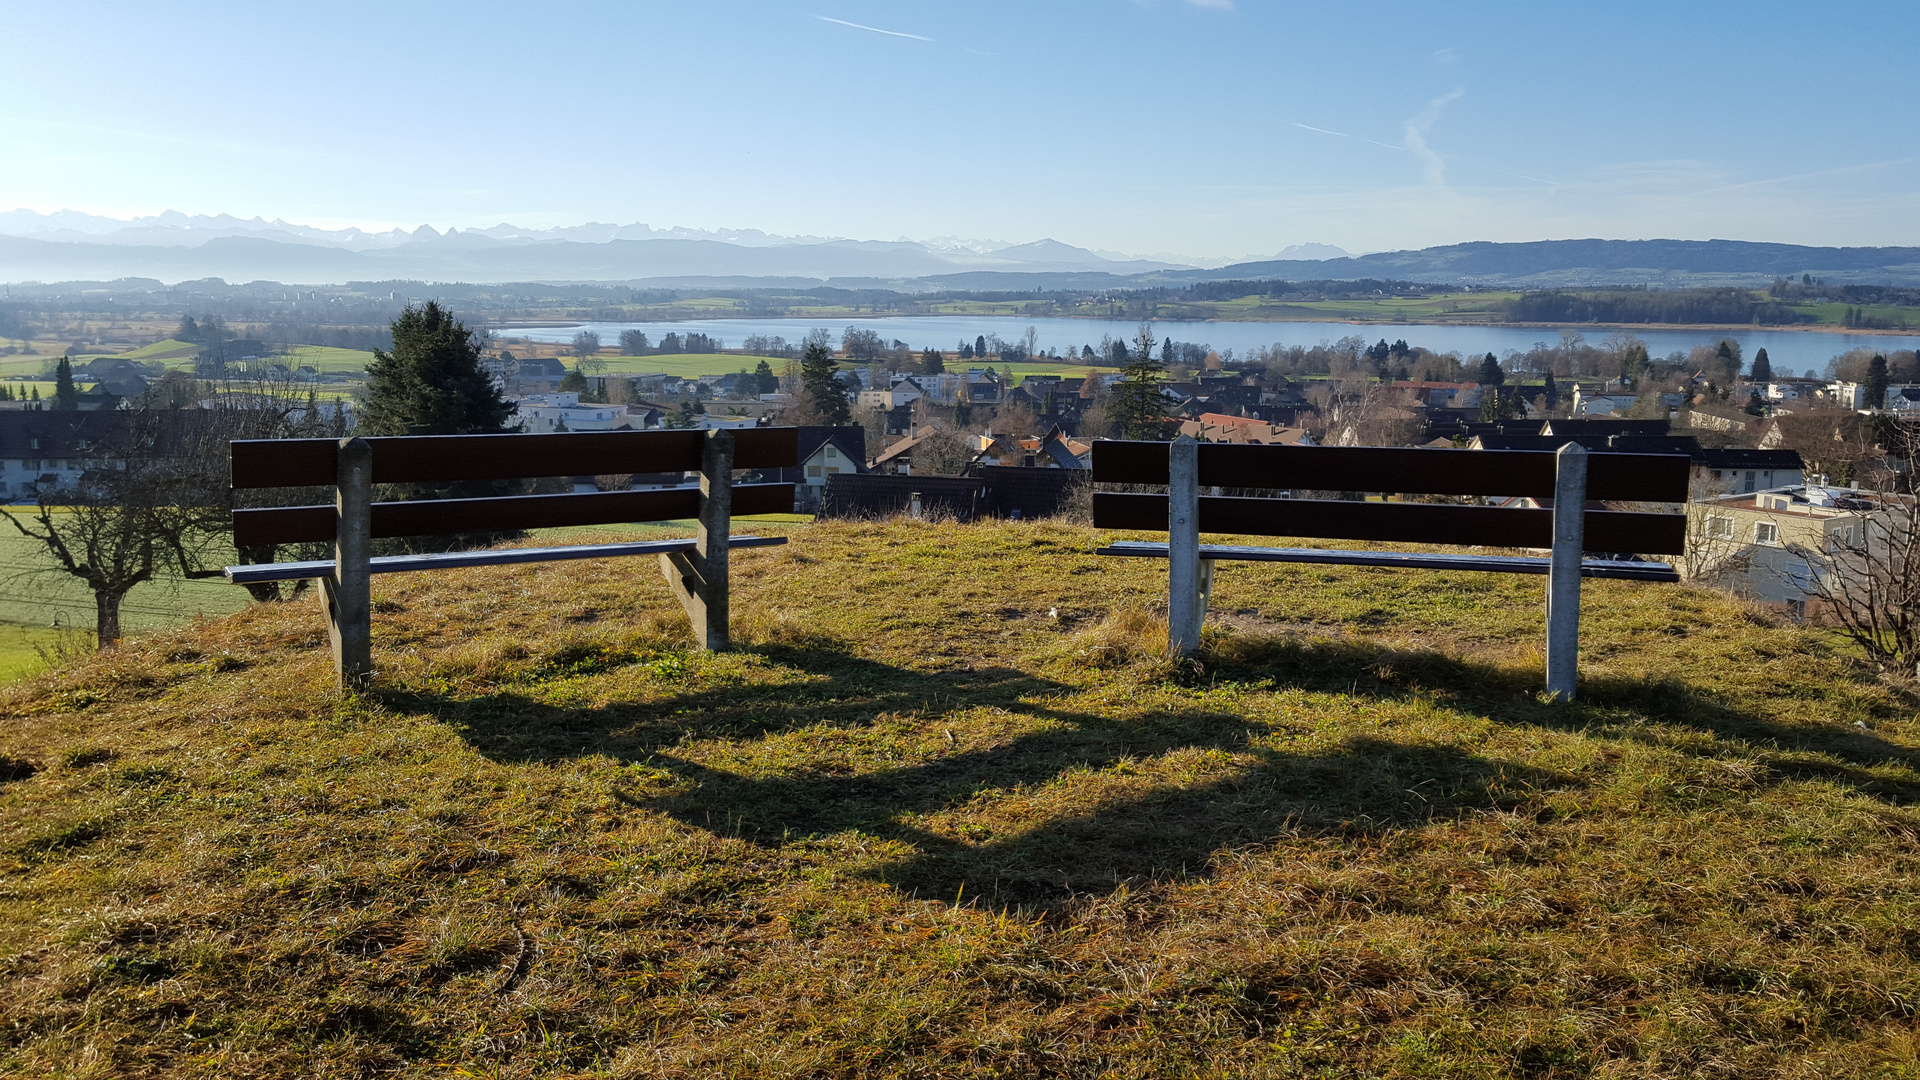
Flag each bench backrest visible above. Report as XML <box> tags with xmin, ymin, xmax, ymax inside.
<box><xmin>1090</xmin><ymin>441</ymin><xmax>1690</xmax><ymax>555</ymax></box>
<box><xmin>230</xmin><ymin>428</ymin><xmax>799</xmax><ymax>548</ymax></box>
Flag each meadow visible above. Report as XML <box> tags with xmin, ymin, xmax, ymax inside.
<box><xmin>2</xmin><ymin>517</ymin><xmax>1917</xmax><ymax>1077</ymax></box>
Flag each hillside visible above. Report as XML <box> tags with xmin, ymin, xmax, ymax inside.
<box><xmin>2</xmin><ymin>519</ymin><xmax>1918</xmax><ymax>1076</ymax></box>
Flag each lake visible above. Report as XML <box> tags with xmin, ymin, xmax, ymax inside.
<box><xmin>497</xmin><ymin>316</ymin><xmax>1920</xmax><ymax>375</ymax></box>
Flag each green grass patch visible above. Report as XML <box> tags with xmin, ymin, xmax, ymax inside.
<box><xmin>2</xmin><ymin>519</ymin><xmax>1918</xmax><ymax>1075</ymax></box>
<box><xmin>0</xmin><ymin>623</ymin><xmax>69</xmax><ymax>681</ymax></box>
<box><xmin>0</xmin><ymin>519</ymin><xmax>250</xmax><ymax>648</ymax></box>
<box><xmin>282</xmin><ymin>344</ymin><xmax>377</xmax><ymax>372</ymax></box>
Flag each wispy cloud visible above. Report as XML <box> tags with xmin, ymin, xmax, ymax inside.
<box><xmin>812</xmin><ymin>15</ymin><xmax>932</xmax><ymax>41</ymax></box>
<box><xmin>1292</xmin><ymin>122</ymin><xmax>1405</xmax><ymax>155</ymax></box>
<box><xmin>1403</xmin><ymin>89</ymin><xmax>1463</xmax><ymax>185</ymax></box>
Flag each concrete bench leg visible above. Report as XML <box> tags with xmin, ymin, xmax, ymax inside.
<box><xmin>1168</xmin><ymin>435</ymin><xmax>1208</xmax><ymax>656</ymax></box>
<box><xmin>326</xmin><ymin>437</ymin><xmax>373</xmax><ymax>689</ymax></box>
<box><xmin>1545</xmin><ymin>443</ymin><xmax>1588</xmax><ymax>701</ymax></box>
<box><xmin>658</xmin><ymin>428</ymin><xmax>733</xmax><ymax>651</ymax></box>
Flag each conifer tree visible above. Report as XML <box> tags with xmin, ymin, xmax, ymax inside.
<box><xmin>800</xmin><ymin>340</ymin><xmax>851</xmax><ymax>426</ymax></box>
<box><xmin>53</xmin><ymin>357</ymin><xmax>78</xmax><ymax>411</ymax></box>
<box><xmin>1110</xmin><ymin>323</ymin><xmax>1172</xmax><ymax>440</ymax></box>
<box><xmin>1750</xmin><ymin>347</ymin><xmax>1772</xmax><ymax>384</ymax></box>
<box><xmin>753</xmin><ymin>359</ymin><xmax>778</xmax><ymax>396</ymax></box>
<box><xmin>359</xmin><ymin>302</ymin><xmax>516</xmax><ymax>436</ymax></box>
<box><xmin>1475</xmin><ymin>353</ymin><xmax>1503</xmax><ymax>386</ymax></box>
<box><xmin>1868</xmin><ymin>354</ymin><xmax>1889</xmax><ymax>409</ymax></box>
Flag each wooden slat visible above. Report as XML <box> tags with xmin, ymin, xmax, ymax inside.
<box><xmin>233</xmin><ymin>483</ymin><xmax>795</xmax><ymax>547</ymax></box>
<box><xmin>1090</xmin><ymin>441</ymin><xmax>1691</xmax><ymax>502</ymax></box>
<box><xmin>231</xmin><ymin>428</ymin><xmax>801</xmax><ymax>489</ymax></box>
<box><xmin>1092</xmin><ymin>492</ymin><xmax>1687</xmax><ymax>555</ymax></box>
<box><xmin>1094</xmin><ymin>540</ymin><xmax>1680</xmax><ymax>582</ymax></box>
<box><xmin>225</xmin><ymin>535</ymin><xmax>790</xmax><ymax>585</ymax></box>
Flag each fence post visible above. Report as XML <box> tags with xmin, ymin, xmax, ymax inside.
<box><xmin>1545</xmin><ymin>442</ymin><xmax>1588</xmax><ymax>700</ymax></box>
<box><xmin>660</xmin><ymin>428</ymin><xmax>734</xmax><ymax>651</ymax></box>
<box><xmin>324</xmin><ymin>436</ymin><xmax>373</xmax><ymax>689</ymax></box>
<box><xmin>1168</xmin><ymin>435</ymin><xmax>1205</xmax><ymax>655</ymax></box>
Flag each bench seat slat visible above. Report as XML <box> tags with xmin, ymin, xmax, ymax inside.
<box><xmin>225</xmin><ymin>535</ymin><xmax>789</xmax><ymax>585</ymax></box>
<box><xmin>1095</xmin><ymin>540</ymin><xmax>1679</xmax><ymax>582</ymax></box>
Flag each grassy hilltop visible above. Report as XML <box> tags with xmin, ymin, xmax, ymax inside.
<box><xmin>2</xmin><ymin>519</ymin><xmax>1918</xmax><ymax>1077</ymax></box>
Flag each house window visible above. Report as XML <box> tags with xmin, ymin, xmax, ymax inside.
<box><xmin>28</xmin><ymin>438</ymin><xmax>41</xmax><ymax>451</ymax></box>
<box><xmin>1755</xmin><ymin>522</ymin><xmax>1780</xmax><ymax>545</ymax></box>
<box><xmin>825</xmin><ymin>446</ymin><xmax>837</xmax><ymax>459</ymax></box>
<box><xmin>807</xmin><ymin>465</ymin><xmax>823</xmax><ymax>478</ymax></box>
<box><xmin>1706</xmin><ymin>516</ymin><xmax>1735</xmax><ymax>538</ymax></box>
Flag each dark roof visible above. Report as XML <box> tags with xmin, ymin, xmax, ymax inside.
<box><xmin>1696</xmin><ymin>448</ymin><xmax>1804</xmax><ymax>470</ymax></box>
<box><xmin>1472</xmin><ymin>431</ymin><xmax>1802</xmax><ymax>470</ymax></box>
<box><xmin>1539</xmin><ymin>418</ymin><xmax>1671</xmax><ymax>437</ymax></box>
<box><xmin>0</xmin><ymin>410</ymin><xmax>134</xmax><ymax>458</ymax></box>
<box><xmin>794</xmin><ymin>425</ymin><xmax>866</xmax><ymax>465</ymax></box>
<box><xmin>516</xmin><ymin>357</ymin><xmax>568</xmax><ymax>377</ymax></box>
<box><xmin>1472</xmin><ymin>434</ymin><xmax>1701</xmax><ymax>455</ymax></box>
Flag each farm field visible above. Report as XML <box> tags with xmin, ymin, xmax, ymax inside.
<box><xmin>3</xmin><ymin>517</ymin><xmax>1918</xmax><ymax>1075</ymax></box>
<box><xmin>0</xmin><ymin>522</ymin><xmax>251</xmax><ymax>643</ymax></box>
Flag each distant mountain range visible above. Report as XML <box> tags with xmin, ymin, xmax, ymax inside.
<box><xmin>0</xmin><ymin>210</ymin><xmax>1915</xmax><ymax>288</ymax></box>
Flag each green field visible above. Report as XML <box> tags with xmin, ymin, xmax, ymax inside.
<box><xmin>282</xmin><ymin>344</ymin><xmax>377</xmax><ymax>372</ymax></box>
<box><xmin>0</xmin><ymin>520</ymin><xmax>251</xmax><ymax>640</ymax></box>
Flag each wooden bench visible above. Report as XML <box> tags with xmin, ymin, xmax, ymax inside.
<box><xmin>226</xmin><ymin>427</ymin><xmax>799</xmax><ymax>687</ymax></box>
<box><xmin>1091</xmin><ymin>437</ymin><xmax>1690</xmax><ymax>700</ymax></box>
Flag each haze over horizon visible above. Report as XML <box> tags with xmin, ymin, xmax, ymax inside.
<box><xmin>4</xmin><ymin>0</ymin><xmax>1915</xmax><ymax>259</ymax></box>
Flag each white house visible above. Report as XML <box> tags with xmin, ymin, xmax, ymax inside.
<box><xmin>514</xmin><ymin>393</ymin><xmax>629</xmax><ymax>433</ymax></box>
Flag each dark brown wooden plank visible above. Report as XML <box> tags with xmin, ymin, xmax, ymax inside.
<box><xmin>233</xmin><ymin>483</ymin><xmax>795</xmax><ymax>547</ymax></box>
<box><xmin>1092</xmin><ymin>492</ymin><xmax>1686</xmax><ymax>554</ymax></box>
<box><xmin>232</xmin><ymin>428</ymin><xmax>802</xmax><ymax>489</ymax></box>
<box><xmin>1090</xmin><ymin>441</ymin><xmax>1690</xmax><ymax>502</ymax></box>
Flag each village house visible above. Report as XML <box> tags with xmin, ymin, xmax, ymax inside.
<box><xmin>1685</xmin><ymin>483</ymin><xmax>1890</xmax><ymax>618</ymax></box>
<box><xmin>512</xmin><ymin>392</ymin><xmax>631</xmax><ymax>434</ymax></box>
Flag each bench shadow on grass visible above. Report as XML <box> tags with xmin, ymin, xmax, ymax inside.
<box><xmin>1196</xmin><ymin>634</ymin><xmax>1920</xmax><ymax>808</ymax></box>
<box><xmin>389</xmin><ymin>644</ymin><xmax>1583</xmax><ymax>907</ymax></box>
<box><xmin>396</xmin><ymin>635</ymin><xmax>1914</xmax><ymax>908</ymax></box>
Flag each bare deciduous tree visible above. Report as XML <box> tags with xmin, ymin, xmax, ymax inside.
<box><xmin>1783</xmin><ymin>429</ymin><xmax>1920</xmax><ymax>674</ymax></box>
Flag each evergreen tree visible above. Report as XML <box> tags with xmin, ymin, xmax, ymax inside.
<box><xmin>975</xmin><ymin>335</ymin><xmax>988</xmax><ymax>359</ymax></box>
<box><xmin>800</xmin><ymin>340</ymin><xmax>851</xmax><ymax>426</ymax></box>
<box><xmin>753</xmin><ymin>359</ymin><xmax>778</xmax><ymax>396</ymax></box>
<box><xmin>918</xmin><ymin>348</ymin><xmax>945</xmax><ymax>375</ymax></box>
<box><xmin>557</xmin><ymin>364</ymin><xmax>590</xmax><ymax>394</ymax></box>
<box><xmin>1868</xmin><ymin>353</ymin><xmax>1889</xmax><ymax>408</ymax></box>
<box><xmin>1542</xmin><ymin>371</ymin><xmax>1558</xmax><ymax>409</ymax></box>
<box><xmin>1750</xmin><ymin>347</ymin><xmax>1772</xmax><ymax>384</ymax></box>
<box><xmin>359</xmin><ymin>302</ymin><xmax>517</xmax><ymax>437</ymax></box>
<box><xmin>1109</xmin><ymin>323</ymin><xmax>1172</xmax><ymax>440</ymax></box>
<box><xmin>1475</xmin><ymin>352</ymin><xmax>1503</xmax><ymax>386</ymax></box>
<box><xmin>53</xmin><ymin>357</ymin><xmax>78</xmax><ymax>411</ymax></box>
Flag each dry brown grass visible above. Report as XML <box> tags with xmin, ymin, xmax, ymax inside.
<box><xmin>2</xmin><ymin>518</ymin><xmax>1919</xmax><ymax>1078</ymax></box>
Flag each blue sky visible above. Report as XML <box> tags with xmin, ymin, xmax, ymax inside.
<box><xmin>1</xmin><ymin>0</ymin><xmax>1915</xmax><ymax>258</ymax></box>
